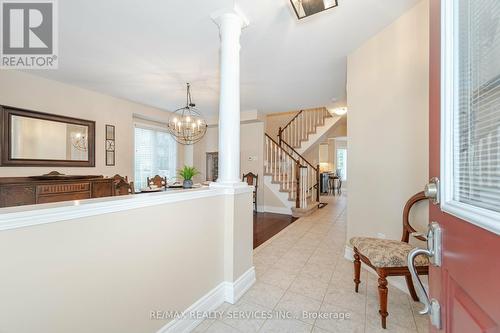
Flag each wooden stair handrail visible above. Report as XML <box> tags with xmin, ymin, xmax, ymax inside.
<box><xmin>279</xmin><ymin>109</ymin><xmax>304</xmax><ymax>136</ymax></box>
<box><xmin>280</xmin><ymin>139</ymin><xmax>317</xmax><ymax>171</ymax></box>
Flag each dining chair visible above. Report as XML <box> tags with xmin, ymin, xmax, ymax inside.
<box><xmin>147</xmin><ymin>175</ymin><xmax>167</xmax><ymax>188</ymax></box>
<box><xmin>242</xmin><ymin>172</ymin><xmax>258</xmax><ymax>212</ymax></box>
<box><xmin>112</xmin><ymin>174</ymin><xmax>135</xmax><ymax>195</ymax></box>
<box><xmin>349</xmin><ymin>191</ymin><xmax>429</xmax><ymax>329</ymax></box>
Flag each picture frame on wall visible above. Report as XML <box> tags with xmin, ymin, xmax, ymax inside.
<box><xmin>106</xmin><ymin>124</ymin><xmax>115</xmax><ymax>140</ymax></box>
<box><xmin>105</xmin><ymin>125</ymin><xmax>115</xmax><ymax>166</ymax></box>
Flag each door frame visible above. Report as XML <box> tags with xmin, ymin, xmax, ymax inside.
<box><xmin>439</xmin><ymin>0</ymin><xmax>500</xmax><ymax>235</ymax></box>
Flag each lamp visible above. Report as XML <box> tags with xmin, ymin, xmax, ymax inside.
<box><xmin>333</xmin><ymin>107</ymin><xmax>348</xmax><ymax>116</ymax></box>
<box><xmin>167</xmin><ymin>83</ymin><xmax>208</xmax><ymax>145</ymax></box>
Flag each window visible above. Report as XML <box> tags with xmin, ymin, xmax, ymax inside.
<box><xmin>134</xmin><ymin>125</ymin><xmax>177</xmax><ymax>190</ymax></box>
<box><xmin>336</xmin><ymin>148</ymin><xmax>347</xmax><ymax>181</ymax></box>
<box><xmin>454</xmin><ymin>0</ymin><xmax>500</xmax><ymax>212</ymax></box>
<box><xmin>441</xmin><ymin>0</ymin><xmax>500</xmax><ymax>234</ymax></box>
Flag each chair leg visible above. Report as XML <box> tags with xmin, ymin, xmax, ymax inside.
<box><xmin>405</xmin><ymin>274</ymin><xmax>419</xmax><ymax>302</ymax></box>
<box><xmin>353</xmin><ymin>253</ymin><xmax>361</xmax><ymax>293</ymax></box>
<box><xmin>378</xmin><ymin>272</ymin><xmax>389</xmax><ymax>329</ymax></box>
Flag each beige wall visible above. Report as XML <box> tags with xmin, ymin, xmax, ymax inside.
<box><xmin>302</xmin><ymin>117</ymin><xmax>348</xmax><ymax>171</ymax></box>
<box><xmin>0</xmin><ymin>190</ymin><xmax>253</xmax><ymax>333</ymax></box>
<box><xmin>265</xmin><ymin>111</ymin><xmax>296</xmax><ymax>139</ymax></box>
<box><xmin>346</xmin><ymin>0</ymin><xmax>429</xmax><ymax>242</ymax></box>
<box><xmin>193</xmin><ymin>122</ymin><xmax>265</xmax><ymax>207</ymax></box>
<box><xmin>0</xmin><ymin>70</ymin><xmax>184</xmax><ymax>180</ymax></box>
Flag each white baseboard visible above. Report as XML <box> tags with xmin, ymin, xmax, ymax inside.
<box><xmin>157</xmin><ymin>267</ymin><xmax>256</xmax><ymax>333</ymax></box>
<box><xmin>343</xmin><ymin>245</ymin><xmax>428</xmax><ymax>297</ymax></box>
<box><xmin>261</xmin><ymin>205</ymin><xmax>292</xmax><ymax>215</ymax></box>
<box><xmin>344</xmin><ymin>244</ymin><xmax>354</xmax><ymax>261</ymax></box>
<box><xmin>224</xmin><ymin>267</ymin><xmax>256</xmax><ymax>304</ymax></box>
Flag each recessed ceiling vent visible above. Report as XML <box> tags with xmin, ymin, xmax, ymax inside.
<box><xmin>290</xmin><ymin>0</ymin><xmax>338</xmax><ymax>19</ymax></box>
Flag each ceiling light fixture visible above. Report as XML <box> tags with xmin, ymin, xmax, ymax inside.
<box><xmin>167</xmin><ymin>83</ymin><xmax>208</xmax><ymax>145</ymax></box>
<box><xmin>290</xmin><ymin>0</ymin><xmax>339</xmax><ymax>20</ymax></box>
<box><xmin>333</xmin><ymin>107</ymin><xmax>347</xmax><ymax>116</ymax></box>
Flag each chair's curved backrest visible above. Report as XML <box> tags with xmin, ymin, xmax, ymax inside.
<box><xmin>147</xmin><ymin>175</ymin><xmax>167</xmax><ymax>188</ymax></box>
<box><xmin>242</xmin><ymin>172</ymin><xmax>258</xmax><ymax>187</ymax></box>
<box><xmin>112</xmin><ymin>174</ymin><xmax>134</xmax><ymax>195</ymax></box>
<box><xmin>401</xmin><ymin>191</ymin><xmax>428</xmax><ymax>243</ymax></box>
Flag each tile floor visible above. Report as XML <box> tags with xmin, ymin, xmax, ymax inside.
<box><xmin>194</xmin><ymin>194</ymin><xmax>429</xmax><ymax>333</ymax></box>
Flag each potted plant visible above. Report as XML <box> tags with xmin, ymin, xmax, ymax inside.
<box><xmin>178</xmin><ymin>166</ymin><xmax>199</xmax><ymax>189</ymax></box>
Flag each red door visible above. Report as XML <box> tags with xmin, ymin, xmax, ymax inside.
<box><xmin>424</xmin><ymin>0</ymin><xmax>500</xmax><ymax>332</ymax></box>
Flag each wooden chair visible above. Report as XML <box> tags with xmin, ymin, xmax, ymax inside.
<box><xmin>242</xmin><ymin>172</ymin><xmax>258</xmax><ymax>212</ymax></box>
<box><xmin>349</xmin><ymin>191</ymin><xmax>429</xmax><ymax>329</ymax></box>
<box><xmin>112</xmin><ymin>174</ymin><xmax>135</xmax><ymax>196</ymax></box>
<box><xmin>147</xmin><ymin>175</ymin><xmax>167</xmax><ymax>188</ymax></box>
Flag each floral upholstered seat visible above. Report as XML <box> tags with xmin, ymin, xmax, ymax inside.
<box><xmin>350</xmin><ymin>237</ymin><xmax>429</xmax><ymax>268</ymax></box>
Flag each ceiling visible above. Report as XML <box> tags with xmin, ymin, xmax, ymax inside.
<box><xmin>33</xmin><ymin>0</ymin><xmax>420</xmax><ymax>116</ymax></box>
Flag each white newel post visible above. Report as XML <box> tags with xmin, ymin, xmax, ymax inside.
<box><xmin>211</xmin><ymin>9</ymin><xmax>248</xmax><ymax>187</ymax></box>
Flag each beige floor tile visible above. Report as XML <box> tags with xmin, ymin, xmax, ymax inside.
<box><xmin>323</xmin><ymin>287</ymin><xmax>366</xmax><ymax>314</ymax></box>
<box><xmin>240</xmin><ymin>282</ymin><xmax>286</xmax><ymax>309</ymax></box>
<box><xmin>288</xmin><ymin>275</ymin><xmax>329</xmax><ymax>301</ymax></box>
<box><xmin>192</xmin><ymin>318</ymin><xmax>216</xmax><ymax>333</ymax></box>
<box><xmin>221</xmin><ymin>301</ymin><xmax>268</xmax><ymax>333</ymax></box>
<box><xmin>366</xmin><ymin>299</ymin><xmax>417</xmax><ymax>331</ymax></box>
<box><xmin>273</xmin><ymin>257</ymin><xmax>307</xmax><ymax>273</ymax></box>
<box><xmin>311</xmin><ymin>326</ymin><xmax>331</xmax><ymax>333</ymax></box>
<box><xmin>259</xmin><ymin>318</ymin><xmax>313</xmax><ymax>333</ymax></box>
<box><xmin>235</xmin><ymin>195</ymin><xmax>419</xmax><ymax>333</ymax></box>
<box><xmin>298</xmin><ymin>262</ymin><xmax>335</xmax><ymax>284</ymax></box>
<box><xmin>259</xmin><ymin>267</ymin><xmax>297</xmax><ymax>290</ymax></box>
<box><xmin>205</xmin><ymin>321</ymin><xmax>241</xmax><ymax>333</ymax></box>
<box><xmin>274</xmin><ymin>290</ymin><xmax>322</xmax><ymax>325</ymax></box>
<box><xmin>314</xmin><ymin>301</ymin><xmax>365</xmax><ymax>333</ymax></box>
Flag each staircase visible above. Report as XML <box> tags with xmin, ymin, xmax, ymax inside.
<box><xmin>264</xmin><ymin>107</ymin><xmax>336</xmax><ymax>216</ymax></box>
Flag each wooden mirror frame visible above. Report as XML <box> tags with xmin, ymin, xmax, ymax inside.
<box><xmin>0</xmin><ymin>105</ymin><xmax>96</xmax><ymax>167</ymax></box>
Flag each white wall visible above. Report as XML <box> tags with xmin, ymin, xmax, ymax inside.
<box><xmin>0</xmin><ymin>70</ymin><xmax>184</xmax><ymax>180</ymax></box>
<box><xmin>346</xmin><ymin>0</ymin><xmax>429</xmax><ymax>242</ymax></box>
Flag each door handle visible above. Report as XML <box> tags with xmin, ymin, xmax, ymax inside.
<box><xmin>408</xmin><ymin>222</ymin><xmax>442</xmax><ymax>329</ymax></box>
<box><xmin>424</xmin><ymin>177</ymin><xmax>440</xmax><ymax>205</ymax></box>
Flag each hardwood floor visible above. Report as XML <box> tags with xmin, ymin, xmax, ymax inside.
<box><xmin>253</xmin><ymin>212</ymin><xmax>297</xmax><ymax>249</ymax></box>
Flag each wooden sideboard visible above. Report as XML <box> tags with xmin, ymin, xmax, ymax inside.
<box><xmin>0</xmin><ymin>175</ymin><xmax>114</xmax><ymax>208</ymax></box>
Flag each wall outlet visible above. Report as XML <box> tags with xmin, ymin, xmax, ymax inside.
<box><xmin>248</xmin><ymin>156</ymin><xmax>257</xmax><ymax>161</ymax></box>
<box><xmin>377</xmin><ymin>233</ymin><xmax>386</xmax><ymax>239</ymax></box>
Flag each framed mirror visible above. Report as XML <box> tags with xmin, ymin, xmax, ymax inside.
<box><xmin>0</xmin><ymin>106</ymin><xmax>95</xmax><ymax>167</ymax></box>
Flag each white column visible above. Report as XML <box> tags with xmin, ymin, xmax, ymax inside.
<box><xmin>211</xmin><ymin>9</ymin><xmax>248</xmax><ymax>188</ymax></box>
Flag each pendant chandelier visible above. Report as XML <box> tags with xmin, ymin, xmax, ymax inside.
<box><xmin>168</xmin><ymin>83</ymin><xmax>208</xmax><ymax>145</ymax></box>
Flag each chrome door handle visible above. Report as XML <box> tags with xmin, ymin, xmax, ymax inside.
<box><xmin>408</xmin><ymin>248</ymin><xmax>433</xmax><ymax>314</ymax></box>
<box><xmin>407</xmin><ymin>222</ymin><xmax>442</xmax><ymax>329</ymax></box>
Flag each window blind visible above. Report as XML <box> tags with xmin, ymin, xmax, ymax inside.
<box><xmin>134</xmin><ymin>125</ymin><xmax>177</xmax><ymax>190</ymax></box>
<box><xmin>455</xmin><ymin>0</ymin><xmax>500</xmax><ymax>212</ymax></box>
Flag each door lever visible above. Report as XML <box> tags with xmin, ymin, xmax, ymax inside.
<box><xmin>408</xmin><ymin>222</ymin><xmax>442</xmax><ymax>329</ymax></box>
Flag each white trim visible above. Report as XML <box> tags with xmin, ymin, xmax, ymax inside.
<box><xmin>344</xmin><ymin>244</ymin><xmax>354</xmax><ymax>261</ymax></box>
<box><xmin>0</xmin><ymin>188</ymin><xmax>223</xmax><ymax>231</ymax></box>
<box><xmin>440</xmin><ymin>0</ymin><xmax>500</xmax><ymax>235</ymax></box>
<box><xmin>224</xmin><ymin>267</ymin><xmax>256</xmax><ymax>304</ymax></box>
<box><xmin>156</xmin><ymin>283</ymin><xmax>226</xmax><ymax>333</ymax></box>
<box><xmin>296</xmin><ymin>116</ymin><xmax>340</xmax><ymax>155</ymax></box>
<box><xmin>262</xmin><ymin>205</ymin><xmax>292</xmax><ymax>215</ymax></box>
<box><xmin>156</xmin><ymin>267</ymin><xmax>255</xmax><ymax>333</ymax></box>
<box><xmin>263</xmin><ymin>175</ymin><xmax>294</xmax><ymax>211</ymax></box>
